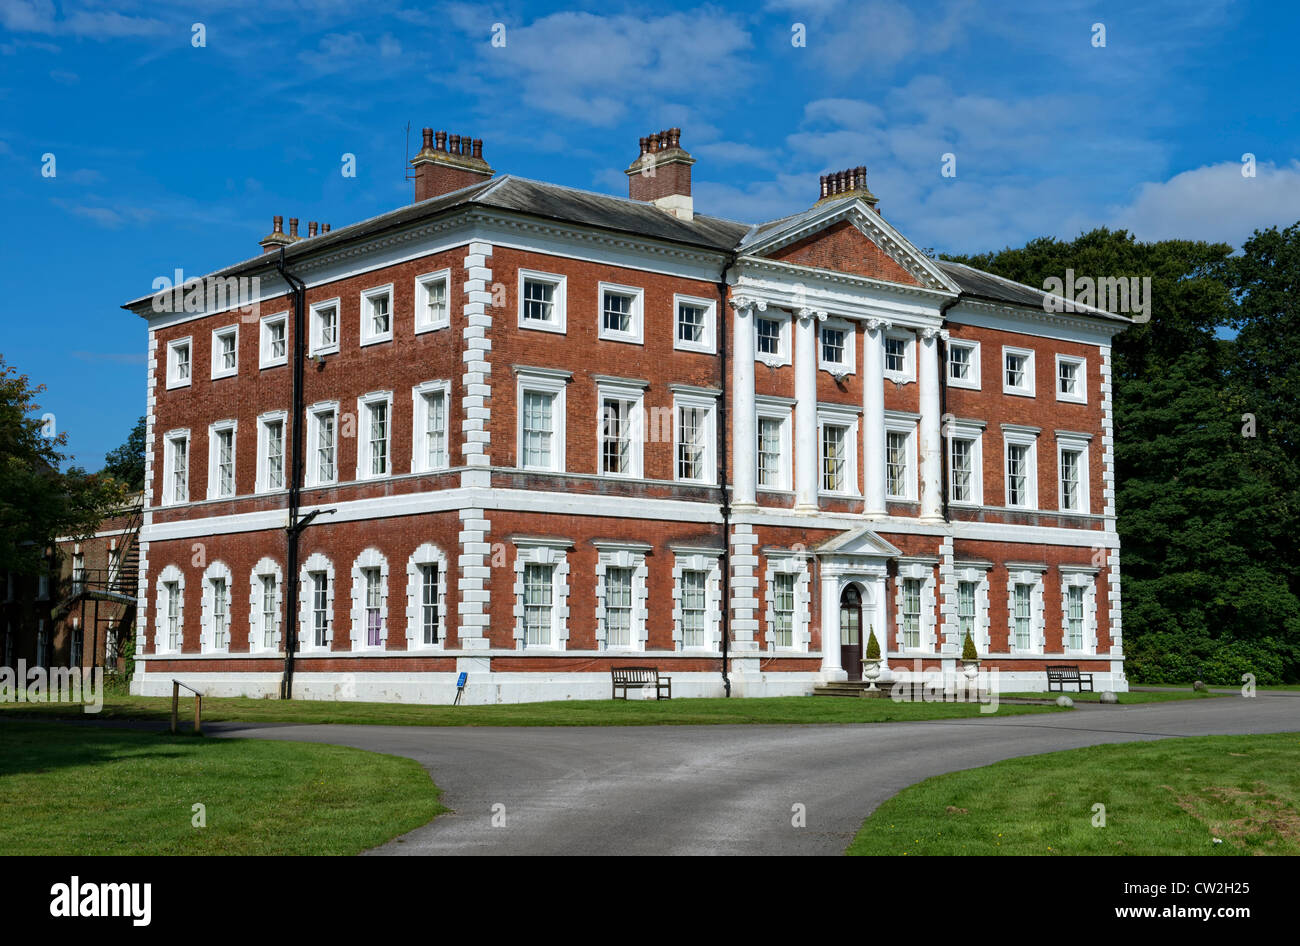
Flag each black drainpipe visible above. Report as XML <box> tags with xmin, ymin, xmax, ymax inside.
<box><xmin>277</xmin><ymin>248</ymin><xmax>307</xmax><ymax>700</ymax></box>
<box><xmin>716</xmin><ymin>252</ymin><xmax>738</xmax><ymax>698</ymax></box>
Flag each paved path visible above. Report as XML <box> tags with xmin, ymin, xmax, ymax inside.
<box><xmin>215</xmin><ymin>695</ymin><xmax>1299</xmax><ymax>855</ymax></box>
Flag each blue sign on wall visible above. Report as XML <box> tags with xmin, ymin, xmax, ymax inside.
<box><xmin>456</xmin><ymin>672</ymin><xmax>468</xmax><ymax>688</ymax></box>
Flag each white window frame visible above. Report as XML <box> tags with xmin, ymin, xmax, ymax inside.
<box><xmin>884</xmin><ymin>413</ymin><xmax>918</xmax><ymax>501</ymax></box>
<box><xmin>360</xmin><ymin>283</ymin><xmax>395</xmax><ymax>346</ymax></box>
<box><xmin>405</xmin><ymin>543</ymin><xmax>449</xmax><ymax>650</ymax></box>
<box><xmin>154</xmin><ymin>565</ymin><xmax>186</xmax><ymax>654</ymax></box>
<box><xmin>1059</xmin><ymin>567</ymin><xmax>1099</xmax><ymax>655</ymax></box>
<box><xmin>350</xmin><ymin>548</ymin><xmax>390</xmax><ymax>651</ymax></box>
<box><xmin>595</xmin><ymin>378</ymin><xmax>646</xmax><ymax>479</ymax></box>
<box><xmin>1006</xmin><ymin>566</ymin><xmax>1047</xmax><ymax>653</ymax></box>
<box><xmin>951</xmin><ymin>562</ymin><xmax>992</xmax><ymax>654</ymax></box>
<box><xmin>1056</xmin><ymin>431</ymin><xmax>1092</xmax><ymax>514</ymax></box>
<box><xmin>206</xmin><ymin>419</ymin><xmax>238</xmax><ymax>500</ymax></box>
<box><xmin>512</xmin><ymin>539</ymin><xmax>571</xmax><ymax>651</ymax></box>
<box><xmin>259</xmin><ymin>312</ymin><xmax>288</xmax><ymax>369</ymax></box>
<box><xmin>1002</xmin><ymin>425</ymin><xmax>1040</xmax><ymax>509</ymax></box>
<box><xmin>883</xmin><ymin>330</ymin><xmax>916</xmax><ymax>383</ymax></box>
<box><xmin>356</xmin><ymin>391</ymin><xmax>394</xmax><ymax>480</ymax></box>
<box><xmin>672</xmin><ymin>387</ymin><xmax>718</xmax><ymax>485</ymax></box>
<box><xmin>515</xmin><ymin>368</ymin><xmax>569</xmax><ymax>473</ymax></box>
<box><xmin>518</xmin><ymin>269</ymin><xmax>567</xmax><ymax>334</ymax></box>
<box><xmin>309</xmin><ymin>297</ymin><xmax>341</xmax><ymax>356</ymax></box>
<box><xmin>165</xmin><ymin>337</ymin><xmax>192</xmax><ymax>390</ymax></box>
<box><xmin>210</xmin><ymin>325</ymin><xmax>239</xmax><ymax>380</ymax></box>
<box><xmin>754</xmin><ymin>311</ymin><xmax>792</xmax><ymax>367</ymax></box>
<box><xmin>1055</xmin><ymin>353</ymin><xmax>1087</xmax><ymax>404</ymax></box>
<box><xmin>414</xmin><ymin>269</ymin><xmax>451</xmax><ymax>334</ymax></box>
<box><xmin>763</xmin><ymin>552</ymin><xmax>811</xmax><ymax>652</ymax></box>
<box><xmin>593</xmin><ymin>541</ymin><xmax>650</xmax><ymax>652</ymax></box>
<box><xmin>894</xmin><ymin>560</ymin><xmax>937</xmax><ymax>653</ymax></box>
<box><xmin>1002</xmin><ymin>345</ymin><xmax>1036</xmax><ymax>397</ymax></box>
<box><xmin>256</xmin><ymin>410</ymin><xmax>288</xmax><ymax>494</ymax></box>
<box><xmin>248</xmin><ymin>557</ymin><xmax>283</xmax><ymax>654</ymax></box>
<box><xmin>673</xmin><ymin>294</ymin><xmax>717</xmax><ymax>354</ymax></box>
<box><xmin>597</xmin><ymin>281</ymin><xmax>644</xmax><ymax>344</ymax></box>
<box><xmin>200</xmin><ymin>560</ymin><xmax>233</xmax><ymax>654</ymax></box>
<box><xmin>298</xmin><ymin>552</ymin><xmax>335</xmax><ymax>653</ymax></box>
<box><xmin>947</xmin><ymin>419</ymin><xmax>985</xmax><ymax>507</ymax></box>
<box><xmin>818</xmin><ymin>318</ymin><xmax>856</xmax><ymax>378</ymax></box>
<box><xmin>947</xmin><ymin>339</ymin><xmax>980</xmax><ymax>390</ymax></box>
<box><xmin>755</xmin><ymin>397</ymin><xmax>794</xmax><ymax>492</ymax></box>
<box><xmin>817</xmin><ymin>404</ymin><xmax>860</xmax><ymax>496</ymax></box>
<box><xmin>163</xmin><ymin>429</ymin><xmax>190</xmax><ymax>506</ymax></box>
<box><xmin>305</xmin><ymin>400</ymin><xmax>339</xmax><ymax>487</ymax></box>
<box><xmin>412</xmin><ymin>380</ymin><xmax>452</xmax><ymax>474</ymax></box>
<box><xmin>670</xmin><ymin>548</ymin><xmax>722</xmax><ymax>651</ymax></box>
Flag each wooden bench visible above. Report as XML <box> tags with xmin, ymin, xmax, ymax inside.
<box><xmin>1046</xmin><ymin>664</ymin><xmax>1095</xmax><ymax>693</ymax></box>
<box><xmin>611</xmin><ymin>666</ymin><xmax>672</xmax><ymax>700</ymax></box>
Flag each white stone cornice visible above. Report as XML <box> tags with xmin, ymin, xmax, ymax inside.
<box><xmin>949</xmin><ymin>298</ymin><xmax>1130</xmax><ymax>342</ymax></box>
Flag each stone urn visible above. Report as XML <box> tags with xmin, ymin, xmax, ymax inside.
<box><xmin>861</xmin><ymin>657</ymin><xmax>882</xmax><ymax>691</ymax></box>
<box><xmin>962</xmin><ymin>658</ymin><xmax>980</xmax><ymax>680</ymax></box>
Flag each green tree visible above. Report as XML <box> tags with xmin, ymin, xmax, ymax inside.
<box><xmin>102</xmin><ymin>415</ymin><xmax>146</xmax><ymax>491</ymax></box>
<box><xmin>0</xmin><ymin>357</ymin><xmax>126</xmax><ymax>576</ymax></box>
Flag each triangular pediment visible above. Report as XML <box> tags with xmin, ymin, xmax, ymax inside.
<box><xmin>740</xmin><ymin>199</ymin><xmax>959</xmax><ymax>293</ymax></box>
<box><xmin>814</xmin><ymin>526</ymin><xmax>902</xmax><ymax>558</ymax></box>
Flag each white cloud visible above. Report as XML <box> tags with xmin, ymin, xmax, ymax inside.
<box><xmin>1110</xmin><ymin>161</ymin><xmax>1300</xmax><ymax>246</ymax></box>
<box><xmin>1</xmin><ymin>0</ymin><xmax>166</xmax><ymax>37</ymax></box>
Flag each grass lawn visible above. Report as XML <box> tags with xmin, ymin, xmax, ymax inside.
<box><xmin>0</xmin><ymin>693</ymin><xmax>1066</xmax><ymax>727</ymax></box>
<box><xmin>0</xmin><ymin>721</ymin><xmax>446</xmax><ymax>855</ymax></box>
<box><xmin>848</xmin><ymin>732</ymin><xmax>1300</xmax><ymax>856</ymax></box>
<box><xmin>1001</xmin><ymin>689</ymin><xmax>1223</xmax><ymax>704</ymax></box>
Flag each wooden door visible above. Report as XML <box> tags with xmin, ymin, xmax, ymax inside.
<box><xmin>840</xmin><ymin>585</ymin><xmax>862</xmax><ymax>681</ymax></box>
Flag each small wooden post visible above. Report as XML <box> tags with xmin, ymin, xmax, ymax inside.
<box><xmin>194</xmin><ymin>694</ymin><xmax>202</xmax><ymax>736</ymax></box>
<box><xmin>171</xmin><ymin>680</ymin><xmax>179</xmax><ymax>734</ymax></box>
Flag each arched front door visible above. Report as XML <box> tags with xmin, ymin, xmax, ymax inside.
<box><xmin>840</xmin><ymin>584</ymin><xmax>863</xmax><ymax>681</ymax></box>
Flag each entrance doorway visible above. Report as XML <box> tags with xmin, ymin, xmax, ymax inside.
<box><xmin>840</xmin><ymin>584</ymin><xmax>863</xmax><ymax>681</ymax></box>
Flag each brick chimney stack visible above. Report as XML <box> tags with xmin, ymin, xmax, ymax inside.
<box><xmin>411</xmin><ymin>126</ymin><xmax>494</xmax><ymax>202</ymax></box>
<box><xmin>259</xmin><ymin>215</ymin><xmax>293</xmax><ymax>253</ymax></box>
<box><xmin>626</xmin><ymin>128</ymin><xmax>695</xmax><ymax>221</ymax></box>
<box><xmin>816</xmin><ymin>165</ymin><xmax>879</xmax><ymax>210</ymax></box>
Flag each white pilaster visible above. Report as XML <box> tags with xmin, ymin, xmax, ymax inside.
<box><xmin>819</xmin><ymin>569</ymin><xmax>845</xmax><ymax>680</ymax></box>
<box><xmin>794</xmin><ymin>307</ymin><xmax>825</xmax><ymax>514</ymax></box>
<box><xmin>918</xmin><ymin>327</ymin><xmax>945</xmax><ymax>521</ymax></box>
<box><xmin>863</xmin><ymin>319</ymin><xmax>888</xmax><ymax>517</ymax></box>
<box><xmin>730</xmin><ymin>297</ymin><xmax>762</xmax><ymax>510</ymax></box>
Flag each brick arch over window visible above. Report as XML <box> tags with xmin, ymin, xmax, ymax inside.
<box><xmin>153</xmin><ymin>564</ymin><xmax>186</xmax><ymax>654</ymax></box>
<box><xmin>299</xmin><ymin>552</ymin><xmax>335</xmax><ymax>652</ymax></box>
<box><xmin>350</xmin><ymin>548</ymin><xmax>390</xmax><ymax>650</ymax></box>
<box><xmin>200</xmin><ymin>560</ymin><xmax>233</xmax><ymax>654</ymax></box>
<box><xmin>405</xmin><ymin>543</ymin><xmax>448</xmax><ymax>648</ymax></box>
<box><xmin>248</xmin><ymin>557</ymin><xmax>283</xmax><ymax>654</ymax></box>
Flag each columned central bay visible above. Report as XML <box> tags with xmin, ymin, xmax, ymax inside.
<box><xmin>794</xmin><ymin>308</ymin><xmax>824</xmax><ymax>514</ymax></box>
<box><xmin>862</xmin><ymin>318</ymin><xmax>888</xmax><ymax>517</ymax></box>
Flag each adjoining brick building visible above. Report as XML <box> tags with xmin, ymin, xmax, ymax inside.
<box><xmin>2</xmin><ymin>494</ymin><xmax>142</xmax><ymax>677</ymax></box>
<box><xmin>121</xmin><ymin>128</ymin><xmax>1130</xmax><ymax>703</ymax></box>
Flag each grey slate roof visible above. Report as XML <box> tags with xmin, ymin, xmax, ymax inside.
<box><xmin>121</xmin><ymin>175</ymin><xmax>1126</xmax><ymax>327</ymax></box>
<box><xmin>937</xmin><ymin>260</ymin><xmax>1132</xmax><ymax>323</ymax></box>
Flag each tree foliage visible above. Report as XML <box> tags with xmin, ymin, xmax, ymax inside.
<box><xmin>946</xmin><ymin>227</ymin><xmax>1300</xmax><ymax>684</ymax></box>
<box><xmin>102</xmin><ymin>415</ymin><xmax>146</xmax><ymax>492</ymax></box>
<box><xmin>0</xmin><ymin>357</ymin><xmax>126</xmax><ymax>576</ymax></box>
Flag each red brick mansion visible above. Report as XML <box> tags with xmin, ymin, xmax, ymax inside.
<box><xmin>122</xmin><ymin>127</ymin><xmax>1130</xmax><ymax>702</ymax></box>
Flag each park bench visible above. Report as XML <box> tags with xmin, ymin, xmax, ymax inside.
<box><xmin>1045</xmin><ymin>664</ymin><xmax>1094</xmax><ymax>693</ymax></box>
<box><xmin>611</xmin><ymin>666</ymin><xmax>672</xmax><ymax>700</ymax></box>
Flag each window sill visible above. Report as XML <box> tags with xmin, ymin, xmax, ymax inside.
<box><xmin>360</xmin><ymin>335</ymin><xmax>393</xmax><ymax>348</ymax></box>
<box><xmin>414</xmin><ymin>321</ymin><xmax>450</xmax><ymax>335</ymax></box>
<box><xmin>519</xmin><ymin>319</ymin><xmax>567</xmax><ymax>335</ymax></box>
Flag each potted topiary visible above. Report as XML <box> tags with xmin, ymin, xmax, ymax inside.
<box><xmin>861</xmin><ymin>627</ymin><xmax>883</xmax><ymax>691</ymax></box>
<box><xmin>961</xmin><ymin>631</ymin><xmax>980</xmax><ymax>679</ymax></box>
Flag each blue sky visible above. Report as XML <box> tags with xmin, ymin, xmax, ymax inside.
<box><xmin>3</xmin><ymin>0</ymin><xmax>1299</xmax><ymax>470</ymax></box>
